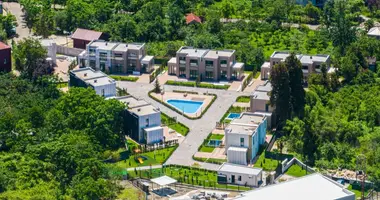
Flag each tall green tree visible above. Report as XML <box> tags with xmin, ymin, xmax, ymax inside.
<box><xmin>285</xmin><ymin>53</ymin><xmax>305</xmax><ymax>118</ymax></box>
<box><xmin>270</xmin><ymin>63</ymin><xmax>291</xmax><ymax>131</ymax></box>
<box><xmin>13</xmin><ymin>38</ymin><xmax>52</xmax><ymax>80</ymax></box>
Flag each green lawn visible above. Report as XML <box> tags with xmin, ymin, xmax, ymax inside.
<box><xmin>166</xmin><ymin>80</ymin><xmax>230</xmax><ymax>90</ymax></box>
<box><xmin>236</xmin><ymin>96</ymin><xmax>250</xmax><ymax>103</ymax></box>
<box><xmin>285</xmin><ymin>164</ymin><xmax>308</xmax><ymax>177</ymax></box>
<box><xmin>57</xmin><ymin>82</ymin><xmax>68</xmax><ymax>88</ymax></box>
<box><xmin>128</xmin><ymin>166</ymin><xmax>251</xmax><ymax>191</ymax></box>
<box><xmin>109</xmin><ymin>75</ymin><xmax>139</xmax><ymax>82</ymax></box>
<box><xmin>115</xmin><ymin>145</ymin><xmax>177</xmax><ymax>168</ymax></box>
<box><xmin>254</xmin><ymin>152</ymin><xmax>279</xmax><ymax>171</ymax></box>
<box><xmin>193</xmin><ymin>157</ymin><xmax>227</xmax><ymax>165</ymax></box>
<box><xmin>117</xmin><ymin>182</ymin><xmax>145</xmax><ymax>200</ymax></box>
<box><xmin>347</xmin><ymin>184</ymin><xmax>370</xmax><ymax>198</ymax></box>
<box><xmin>199</xmin><ymin>146</ymin><xmax>215</xmax><ymax>153</ymax></box>
<box><xmin>161</xmin><ymin>113</ymin><xmax>189</xmax><ymax>136</ymax></box>
<box><xmin>209</xmin><ymin>134</ymin><xmax>224</xmax><ymax>140</ymax></box>
<box><xmin>254</xmin><ymin>72</ymin><xmax>261</xmax><ymax>79</ymax></box>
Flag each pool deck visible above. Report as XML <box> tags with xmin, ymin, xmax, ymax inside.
<box><xmin>151</xmin><ymin>92</ymin><xmax>214</xmax><ymax>118</ymax></box>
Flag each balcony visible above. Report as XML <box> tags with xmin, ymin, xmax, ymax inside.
<box><xmin>221</xmin><ymin>64</ymin><xmax>227</xmax><ymax>68</ymax></box>
<box><xmin>206</xmin><ymin>65</ymin><xmax>214</xmax><ymax>69</ymax></box>
<box><xmin>315</xmin><ymin>68</ymin><xmax>321</xmax><ymax>73</ymax></box>
<box><xmin>113</xmin><ymin>56</ymin><xmax>124</xmax><ymax>61</ymax></box>
<box><xmin>179</xmin><ymin>60</ymin><xmax>186</xmax><ymax>64</ymax></box>
<box><xmin>302</xmin><ymin>69</ymin><xmax>309</xmax><ymax>73</ymax></box>
<box><xmin>190</xmin><ymin>63</ymin><xmax>198</xmax><ymax>67</ymax></box>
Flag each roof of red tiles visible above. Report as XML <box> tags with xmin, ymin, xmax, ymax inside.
<box><xmin>71</xmin><ymin>28</ymin><xmax>103</xmax><ymax>41</ymax></box>
<box><xmin>186</xmin><ymin>13</ymin><xmax>201</xmax><ymax>24</ymax></box>
<box><xmin>0</xmin><ymin>41</ymin><xmax>10</xmax><ymax>50</ymax></box>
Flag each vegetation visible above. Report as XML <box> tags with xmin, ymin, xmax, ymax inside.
<box><xmin>0</xmin><ymin>74</ymin><xmax>128</xmax><ymax>199</ymax></box>
<box><xmin>198</xmin><ymin>133</ymin><xmax>224</xmax><ymax>153</ymax></box>
<box><xmin>154</xmin><ymin>79</ymin><xmax>161</xmax><ymax>93</ymax></box>
<box><xmin>117</xmin><ymin>183</ymin><xmax>145</xmax><ymax>200</ymax></box>
<box><xmin>285</xmin><ymin>164</ymin><xmax>308</xmax><ymax>177</ymax></box>
<box><xmin>236</xmin><ymin>96</ymin><xmax>251</xmax><ymax>103</ymax></box>
<box><xmin>220</xmin><ymin>106</ymin><xmax>246</xmax><ymax>123</ymax></box>
<box><xmin>127</xmin><ymin>165</ymin><xmax>251</xmax><ymax>191</ymax></box>
<box><xmin>161</xmin><ymin>113</ymin><xmax>189</xmax><ymax>136</ymax></box>
<box><xmin>255</xmin><ymin>152</ymin><xmax>280</xmax><ymax>171</ymax></box>
<box><xmin>166</xmin><ymin>80</ymin><xmax>230</xmax><ymax>90</ymax></box>
<box><xmin>109</xmin><ymin>75</ymin><xmax>139</xmax><ymax>82</ymax></box>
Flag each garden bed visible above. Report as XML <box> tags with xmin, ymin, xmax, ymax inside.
<box><xmin>198</xmin><ymin>133</ymin><xmax>224</xmax><ymax>153</ymax></box>
<box><xmin>219</xmin><ymin>106</ymin><xmax>246</xmax><ymax>123</ymax></box>
<box><xmin>110</xmin><ymin>75</ymin><xmax>139</xmax><ymax>82</ymax></box>
<box><xmin>166</xmin><ymin>80</ymin><xmax>230</xmax><ymax>90</ymax></box>
<box><xmin>285</xmin><ymin>164</ymin><xmax>308</xmax><ymax>177</ymax></box>
<box><xmin>161</xmin><ymin>112</ymin><xmax>189</xmax><ymax>136</ymax></box>
<box><xmin>236</xmin><ymin>96</ymin><xmax>250</xmax><ymax>103</ymax></box>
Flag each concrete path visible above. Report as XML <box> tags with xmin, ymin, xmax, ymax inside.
<box><xmin>117</xmin><ymin>81</ymin><xmax>251</xmax><ymax>171</ymax></box>
<box><xmin>3</xmin><ymin>2</ymin><xmax>33</xmax><ymax>42</ymax></box>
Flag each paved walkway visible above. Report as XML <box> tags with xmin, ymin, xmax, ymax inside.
<box><xmin>117</xmin><ymin>81</ymin><xmax>251</xmax><ymax>170</ymax></box>
<box><xmin>3</xmin><ymin>2</ymin><xmax>33</xmax><ymax>42</ymax></box>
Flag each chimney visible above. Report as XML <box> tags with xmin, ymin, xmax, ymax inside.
<box><xmin>137</xmin><ymin>108</ymin><xmax>141</xmax><ymax>112</ymax></box>
<box><xmin>84</xmin><ymin>73</ymin><xmax>87</xmax><ymax>77</ymax></box>
<box><xmin>310</xmin><ymin>56</ymin><xmax>312</xmax><ymax>59</ymax></box>
<box><xmin>94</xmin><ymin>79</ymin><xmax>97</xmax><ymax>83</ymax></box>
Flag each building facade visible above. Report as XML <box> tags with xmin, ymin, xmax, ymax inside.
<box><xmin>116</xmin><ymin>96</ymin><xmax>163</xmax><ymax>144</ymax></box>
<box><xmin>40</xmin><ymin>39</ymin><xmax>57</xmax><ymax>65</ymax></box>
<box><xmin>217</xmin><ymin>163</ymin><xmax>263</xmax><ymax>187</ymax></box>
<box><xmin>250</xmin><ymin>81</ymin><xmax>274</xmax><ymax>129</ymax></box>
<box><xmin>71</xmin><ymin>28</ymin><xmax>107</xmax><ymax>49</ymax></box>
<box><xmin>78</xmin><ymin>40</ymin><xmax>154</xmax><ymax>74</ymax></box>
<box><xmin>261</xmin><ymin>51</ymin><xmax>331</xmax><ymax>80</ymax></box>
<box><xmin>225</xmin><ymin>113</ymin><xmax>267</xmax><ymax>165</ymax></box>
<box><xmin>69</xmin><ymin>67</ymin><xmax>116</xmax><ymax>97</ymax></box>
<box><xmin>0</xmin><ymin>42</ymin><xmax>11</xmax><ymax>73</ymax></box>
<box><xmin>168</xmin><ymin>46</ymin><xmax>244</xmax><ymax>81</ymax></box>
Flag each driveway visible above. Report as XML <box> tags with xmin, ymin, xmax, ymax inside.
<box><xmin>3</xmin><ymin>2</ymin><xmax>33</xmax><ymax>42</ymax></box>
<box><xmin>117</xmin><ymin>81</ymin><xmax>251</xmax><ymax>170</ymax></box>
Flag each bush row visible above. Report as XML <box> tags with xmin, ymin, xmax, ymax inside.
<box><xmin>166</xmin><ymin>80</ymin><xmax>230</xmax><ymax>90</ymax></box>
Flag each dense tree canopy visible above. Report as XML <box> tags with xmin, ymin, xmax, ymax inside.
<box><xmin>0</xmin><ymin>74</ymin><xmax>126</xmax><ymax>198</ymax></box>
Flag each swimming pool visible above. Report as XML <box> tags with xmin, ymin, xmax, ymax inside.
<box><xmin>226</xmin><ymin>113</ymin><xmax>241</xmax><ymax>120</ymax></box>
<box><xmin>167</xmin><ymin>99</ymin><xmax>204</xmax><ymax>114</ymax></box>
<box><xmin>207</xmin><ymin>139</ymin><xmax>222</xmax><ymax>147</ymax></box>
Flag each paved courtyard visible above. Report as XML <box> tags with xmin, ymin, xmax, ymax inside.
<box><xmin>117</xmin><ymin>81</ymin><xmax>251</xmax><ymax>170</ymax></box>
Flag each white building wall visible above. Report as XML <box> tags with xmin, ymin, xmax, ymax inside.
<box><xmin>225</xmin><ymin>133</ymin><xmax>249</xmax><ymax>150</ymax></box>
<box><xmin>138</xmin><ymin>112</ymin><xmax>161</xmax><ymax>142</ymax></box>
<box><xmin>145</xmin><ymin>127</ymin><xmax>164</xmax><ymax>144</ymax></box>
<box><xmin>92</xmin><ymin>82</ymin><xmax>116</xmax><ymax>97</ymax></box>
<box><xmin>227</xmin><ymin>148</ymin><xmax>247</xmax><ymax>165</ymax></box>
<box><xmin>218</xmin><ymin>170</ymin><xmax>262</xmax><ymax>187</ymax></box>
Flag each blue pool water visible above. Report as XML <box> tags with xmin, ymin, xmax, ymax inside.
<box><xmin>167</xmin><ymin>99</ymin><xmax>203</xmax><ymax>114</ymax></box>
<box><xmin>207</xmin><ymin>140</ymin><xmax>222</xmax><ymax>147</ymax></box>
<box><xmin>226</xmin><ymin>113</ymin><xmax>241</xmax><ymax>120</ymax></box>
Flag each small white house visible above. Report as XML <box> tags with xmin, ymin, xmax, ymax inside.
<box><xmin>69</xmin><ymin>67</ymin><xmax>116</xmax><ymax>97</ymax></box>
<box><xmin>217</xmin><ymin>163</ymin><xmax>262</xmax><ymax>187</ymax></box>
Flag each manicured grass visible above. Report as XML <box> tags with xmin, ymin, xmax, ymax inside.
<box><xmin>209</xmin><ymin>134</ymin><xmax>224</xmax><ymax>140</ymax></box>
<box><xmin>166</xmin><ymin>80</ymin><xmax>230</xmax><ymax>90</ymax></box>
<box><xmin>285</xmin><ymin>164</ymin><xmax>307</xmax><ymax>177</ymax></box>
<box><xmin>193</xmin><ymin>156</ymin><xmax>227</xmax><ymax>165</ymax></box>
<box><xmin>117</xmin><ymin>182</ymin><xmax>145</xmax><ymax>200</ymax></box>
<box><xmin>110</xmin><ymin>75</ymin><xmax>139</xmax><ymax>82</ymax></box>
<box><xmin>115</xmin><ymin>145</ymin><xmax>177</xmax><ymax>168</ymax></box>
<box><xmin>236</xmin><ymin>96</ymin><xmax>250</xmax><ymax>103</ymax></box>
<box><xmin>128</xmin><ymin>166</ymin><xmax>251</xmax><ymax>191</ymax></box>
<box><xmin>254</xmin><ymin>72</ymin><xmax>261</xmax><ymax>79</ymax></box>
<box><xmin>199</xmin><ymin>146</ymin><xmax>215</xmax><ymax>153</ymax></box>
<box><xmin>255</xmin><ymin>152</ymin><xmax>279</xmax><ymax>171</ymax></box>
<box><xmin>347</xmin><ymin>184</ymin><xmax>370</xmax><ymax>198</ymax></box>
<box><xmin>161</xmin><ymin>113</ymin><xmax>189</xmax><ymax>136</ymax></box>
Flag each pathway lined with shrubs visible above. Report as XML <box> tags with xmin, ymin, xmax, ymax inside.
<box><xmin>117</xmin><ymin>81</ymin><xmax>251</xmax><ymax>170</ymax></box>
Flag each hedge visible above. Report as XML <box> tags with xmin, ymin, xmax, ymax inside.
<box><xmin>192</xmin><ymin>156</ymin><xmax>227</xmax><ymax>165</ymax></box>
<box><xmin>172</xmin><ymin>90</ymin><xmax>198</xmax><ymax>94</ymax></box>
<box><xmin>109</xmin><ymin>75</ymin><xmax>139</xmax><ymax>82</ymax></box>
<box><xmin>148</xmin><ymin>90</ymin><xmax>217</xmax><ymax>120</ymax></box>
<box><xmin>166</xmin><ymin>80</ymin><xmax>230</xmax><ymax>90</ymax></box>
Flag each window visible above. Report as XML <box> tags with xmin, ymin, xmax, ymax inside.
<box><xmin>238</xmin><ymin>176</ymin><xmax>242</xmax><ymax>181</ymax></box>
<box><xmin>221</xmin><ymin>70</ymin><xmax>227</xmax><ymax>79</ymax></box>
<box><xmin>190</xmin><ymin>70</ymin><xmax>198</xmax><ymax>79</ymax></box>
<box><xmin>4</xmin><ymin>58</ymin><xmax>6</xmax><ymax>64</ymax></box>
<box><xmin>101</xmin><ymin>89</ymin><xmax>105</xmax><ymax>97</ymax></box>
<box><xmin>205</xmin><ymin>60</ymin><xmax>213</xmax><ymax>67</ymax></box>
<box><xmin>205</xmin><ymin>71</ymin><xmax>213</xmax><ymax>79</ymax></box>
<box><xmin>145</xmin><ymin>119</ymin><xmax>149</xmax><ymax>127</ymax></box>
<box><xmin>190</xmin><ymin>59</ymin><xmax>198</xmax><ymax>67</ymax></box>
<box><xmin>220</xmin><ymin>60</ymin><xmax>227</xmax><ymax>65</ymax></box>
<box><xmin>265</xmin><ymin>104</ymin><xmax>269</xmax><ymax>112</ymax></box>
<box><xmin>240</xmin><ymin>138</ymin><xmax>244</xmax><ymax>147</ymax></box>
<box><xmin>302</xmin><ymin>66</ymin><xmax>308</xmax><ymax>70</ymax></box>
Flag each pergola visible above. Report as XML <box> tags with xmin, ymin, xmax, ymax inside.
<box><xmin>150</xmin><ymin>176</ymin><xmax>177</xmax><ymax>196</ymax></box>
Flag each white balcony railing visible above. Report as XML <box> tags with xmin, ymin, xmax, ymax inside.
<box><xmin>179</xmin><ymin>60</ymin><xmax>186</xmax><ymax>64</ymax></box>
<box><xmin>190</xmin><ymin>63</ymin><xmax>198</xmax><ymax>67</ymax></box>
<box><xmin>206</xmin><ymin>65</ymin><xmax>214</xmax><ymax>69</ymax></box>
<box><xmin>221</xmin><ymin>64</ymin><xmax>227</xmax><ymax>68</ymax></box>
<box><xmin>302</xmin><ymin>69</ymin><xmax>309</xmax><ymax>73</ymax></box>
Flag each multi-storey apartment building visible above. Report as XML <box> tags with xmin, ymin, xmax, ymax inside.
<box><xmin>225</xmin><ymin>113</ymin><xmax>267</xmax><ymax>165</ymax></box>
<box><xmin>69</xmin><ymin>67</ymin><xmax>116</xmax><ymax>97</ymax></box>
<box><xmin>168</xmin><ymin>46</ymin><xmax>244</xmax><ymax>81</ymax></box>
<box><xmin>116</xmin><ymin>96</ymin><xmax>163</xmax><ymax>144</ymax></box>
<box><xmin>261</xmin><ymin>51</ymin><xmax>331</xmax><ymax>80</ymax></box>
<box><xmin>78</xmin><ymin>40</ymin><xmax>154</xmax><ymax>74</ymax></box>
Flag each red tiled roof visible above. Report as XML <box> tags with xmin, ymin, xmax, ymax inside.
<box><xmin>71</xmin><ymin>28</ymin><xmax>103</xmax><ymax>41</ymax></box>
<box><xmin>186</xmin><ymin>13</ymin><xmax>201</xmax><ymax>24</ymax></box>
<box><xmin>0</xmin><ymin>41</ymin><xmax>10</xmax><ymax>50</ymax></box>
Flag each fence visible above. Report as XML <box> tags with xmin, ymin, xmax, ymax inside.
<box><xmin>57</xmin><ymin>45</ymin><xmax>83</xmax><ymax>57</ymax></box>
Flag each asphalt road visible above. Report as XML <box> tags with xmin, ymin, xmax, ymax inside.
<box><xmin>3</xmin><ymin>2</ymin><xmax>33</xmax><ymax>42</ymax></box>
<box><xmin>117</xmin><ymin>81</ymin><xmax>250</xmax><ymax>170</ymax></box>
